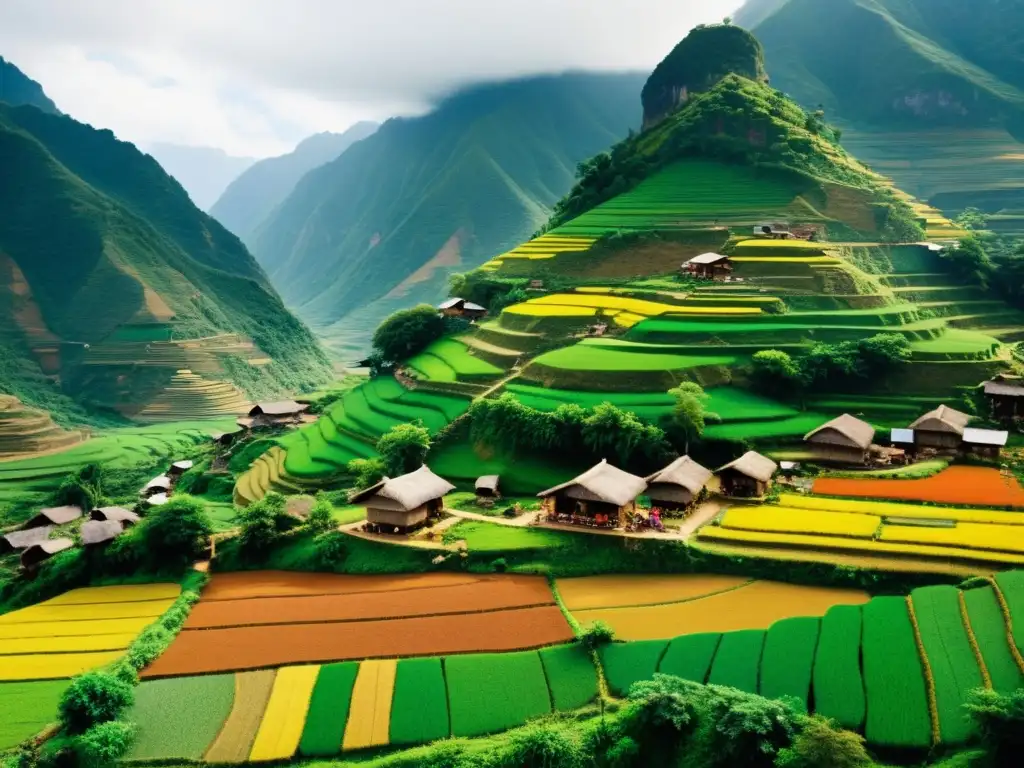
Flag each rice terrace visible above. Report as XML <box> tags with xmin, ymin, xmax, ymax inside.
<box><xmin>4</xmin><ymin>4</ymin><xmax>1024</xmax><ymax>768</ymax></box>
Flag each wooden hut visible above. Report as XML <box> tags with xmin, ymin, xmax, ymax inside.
<box><xmin>168</xmin><ymin>460</ymin><xmax>194</xmax><ymax>478</ymax></box>
<box><xmin>961</xmin><ymin>428</ymin><xmax>1009</xmax><ymax>460</ymax></box>
<box><xmin>537</xmin><ymin>460</ymin><xmax>647</xmax><ymax>527</ymax></box>
<box><xmin>754</xmin><ymin>223</ymin><xmax>792</xmax><ymax>239</ymax></box>
<box><xmin>80</xmin><ymin>520</ymin><xmax>124</xmax><ymax>547</ymax></box>
<box><xmin>90</xmin><ymin>507</ymin><xmax>140</xmax><ymax>526</ymax></box>
<box><xmin>246</xmin><ymin>401</ymin><xmax>309</xmax><ymax>428</ymax></box>
<box><xmin>21</xmin><ymin>538</ymin><xmax>74</xmax><ymax>569</ymax></box>
<box><xmin>142</xmin><ymin>475</ymin><xmax>172</xmax><ymax>498</ymax></box>
<box><xmin>982</xmin><ymin>375</ymin><xmax>1024</xmax><ymax>420</ymax></box>
<box><xmin>803</xmin><ymin>414</ymin><xmax>876</xmax><ymax>464</ymax></box>
<box><xmin>0</xmin><ymin>526</ymin><xmax>54</xmax><ymax>555</ymax></box>
<box><xmin>22</xmin><ymin>506</ymin><xmax>82</xmax><ymax>530</ymax></box>
<box><xmin>716</xmin><ymin>451</ymin><xmax>778</xmax><ymax>498</ymax></box>
<box><xmin>683</xmin><ymin>253</ymin><xmax>732</xmax><ymax>281</ymax></box>
<box><xmin>644</xmin><ymin>456</ymin><xmax>711</xmax><ymax>511</ymax></box>
<box><xmin>909</xmin><ymin>405</ymin><xmax>971</xmax><ymax>449</ymax></box>
<box><xmin>475</xmin><ymin>475</ymin><xmax>501</xmax><ymax>499</ymax></box>
<box><xmin>349</xmin><ymin>465</ymin><xmax>455</xmax><ymax>534</ymax></box>
<box><xmin>437</xmin><ymin>298</ymin><xmax>487</xmax><ymax>320</ymax></box>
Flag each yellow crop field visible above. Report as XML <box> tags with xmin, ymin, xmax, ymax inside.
<box><xmin>43</xmin><ymin>584</ymin><xmax>181</xmax><ymax>605</ymax></box>
<box><xmin>342</xmin><ymin>660</ymin><xmax>397</xmax><ymax>751</ymax></box>
<box><xmin>698</xmin><ymin>526</ymin><xmax>1024</xmax><ymax>566</ymax></box>
<box><xmin>779</xmin><ymin>493</ymin><xmax>1024</xmax><ymax>526</ymax></box>
<box><xmin>721</xmin><ymin>506</ymin><xmax>881</xmax><ymax>538</ymax></box>
<box><xmin>879</xmin><ymin>523</ymin><xmax>1024</xmax><ymax>554</ymax></box>
<box><xmin>557</xmin><ymin>574</ymin><xmax>752</xmax><ymax>611</ymax></box>
<box><xmin>248</xmin><ymin>665</ymin><xmax>320</xmax><ymax>761</ymax></box>
<box><xmin>0</xmin><ymin>633</ymin><xmax>137</xmax><ymax>655</ymax></box>
<box><xmin>613</xmin><ymin>312</ymin><xmax>646</xmax><ymax>328</ymax></box>
<box><xmin>571</xmin><ymin>580</ymin><xmax>868</xmax><ymax>640</ymax></box>
<box><xmin>731</xmin><ymin>256</ymin><xmax>842</xmax><ymax>264</ymax></box>
<box><xmin>530</xmin><ymin>293</ymin><xmax>679</xmax><ymax>316</ymax></box>
<box><xmin>0</xmin><ymin>617</ymin><xmax>153</xmax><ymax>641</ymax></box>
<box><xmin>503</xmin><ymin>304</ymin><xmax>596</xmax><ymax>318</ymax></box>
<box><xmin>735</xmin><ymin>239</ymin><xmax>826</xmax><ymax>249</ymax></box>
<box><xmin>576</xmin><ymin>287</ymin><xmax>613</xmax><ymax>294</ymax></box>
<box><xmin>0</xmin><ymin>651</ymin><xmax>123</xmax><ymax>681</ymax></box>
<box><xmin>0</xmin><ymin>600</ymin><xmax>172</xmax><ymax>625</ymax></box>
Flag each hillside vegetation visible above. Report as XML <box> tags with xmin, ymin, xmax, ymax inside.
<box><xmin>251</xmin><ymin>73</ymin><xmax>647</xmax><ymax>359</ymax></box>
<box><xmin>0</xmin><ymin>57</ymin><xmax>58</xmax><ymax>114</ymax></box>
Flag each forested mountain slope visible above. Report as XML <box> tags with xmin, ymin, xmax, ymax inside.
<box><xmin>251</xmin><ymin>73</ymin><xmax>646</xmax><ymax>358</ymax></box>
<box><xmin>0</xmin><ymin>56</ymin><xmax>58</xmax><ymax>114</ymax></box>
<box><xmin>211</xmin><ymin>122</ymin><xmax>379</xmax><ymax>242</ymax></box>
<box><xmin>0</xmin><ymin>103</ymin><xmax>330</xmax><ymax>421</ymax></box>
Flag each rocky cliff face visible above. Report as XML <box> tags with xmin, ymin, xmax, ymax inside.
<box><xmin>641</xmin><ymin>24</ymin><xmax>767</xmax><ymax>129</ymax></box>
<box><xmin>0</xmin><ymin>57</ymin><xmax>59</xmax><ymax>114</ymax></box>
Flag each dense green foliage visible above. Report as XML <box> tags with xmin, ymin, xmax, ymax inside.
<box><xmin>965</xmin><ymin>688</ymin><xmax>1024</xmax><ymax>767</ymax></box>
<box><xmin>376</xmin><ymin>422</ymin><xmax>431</xmax><ymax>477</ymax></box>
<box><xmin>0</xmin><ymin>57</ymin><xmax>58</xmax><ymax>114</ymax></box>
<box><xmin>58</xmin><ymin>673</ymin><xmax>134</xmax><ymax>735</ymax></box>
<box><xmin>372</xmin><ymin>305</ymin><xmax>446</xmax><ymax>364</ymax></box>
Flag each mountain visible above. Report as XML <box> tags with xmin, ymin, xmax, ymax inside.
<box><xmin>732</xmin><ymin>0</ymin><xmax>788</xmax><ymax>29</ymax></box>
<box><xmin>251</xmin><ymin>72</ymin><xmax>647</xmax><ymax>358</ymax></box>
<box><xmin>211</xmin><ymin>122</ymin><xmax>379</xmax><ymax>243</ymax></box>
<box><xmin>0</xmin><ymin>103</ymin><xmax>331</xmax><ymax>421</ymax></box>
<box><xmin>0</xmin><ymin>56</ymin><xmax>59</xmax><ymax>114</ymax></box>
<box><xmin>740</xmin><ymin>0</ymin><xmax>1024</xmax><ymax>225</ymax></box>
<box><xmin>145</xmin><ymin>143</ymin><xmax>256</xmax><ymax>211</ymax></box>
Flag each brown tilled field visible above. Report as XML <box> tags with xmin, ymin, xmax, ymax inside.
<box><xmin>141</xmin><ymin>572</ymin><xmax>573</xmax><ymax>677</ymax></box>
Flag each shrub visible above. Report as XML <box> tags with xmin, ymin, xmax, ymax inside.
<box><xmin>314</xmin><ymin>532</ymin><xmax>349</xmax><ymax>569</ymax></box>
<box><xmin>965</xmin><ymin>688</ymin><xmax>1024</xmax><ymax>765</ymax></box>
<box><xmin>237</xmin><ymin>495</ymin><xmax>282</xmax><ymax>557</ymax></box>
<box><xmin>372</xmin><ymin>304</ymin><xmax>445</xmax><ymax>363</ymax></box>
<box><xmin>579</xmin><ymin>621</ymin><xmax>615</xmax><ymax>650</ymax></box>
<box><xmin>306</xmin><ymin>494</ymin><xmax>335</xmax><ymax>534</ymax></box>
<box><xmin>59</xmin><ymin>672</ymin><xmax>134</xmax><ymax>734</ymax></box>
<box><xmin>750</xmin><ymin>350</ymin><xmax>803</xmax><ymax>399</ymax></box>
<box><xmin>348</xmin><ymin>457</ymin><xmax>386</xmax><ymax>489</ymax></box>
<box><xmin>53</xmin><ymin>464</ymin><xmax>103</xmax><ymax>511</ymax></box>
<box><xmin>73</xmin><ymin>721</ymin><xmax>136</xmax><ymax>768</ymax></box>
<box><xmin>137</xmin><ymin>495</ymin><xmax>212</xmax><ymax>569</ymax></box>
<box><xmin>377</xmin><ymin>423</ymin><xmax>431</xmax><ymax>477</ymax></box>
<box><xmin>774</xmin><ymin>715</ymin><xmax>871</xmax><ymax>768</ymax></box>
<box><xmin>495</xmin><ymin>723</ymin><xmax>584</xmax><ymax>768</ymax></box>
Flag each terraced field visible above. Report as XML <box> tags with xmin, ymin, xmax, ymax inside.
<box><xmin>0</xmin><ymin>396</ymin><xmax>85</xmax><ymax>459</ymax></box>
<box><xmin>133</xmin><ymin>370</ymin><xmax>251</xmax><ymax>422</ymax></box>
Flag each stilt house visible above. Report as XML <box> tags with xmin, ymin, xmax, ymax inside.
<box><xmin>537</xmin><ymin>460</ymin><xmax>647</xmax><ymax>526</ymax></box>
<box><xmin>349</xmin><ymin>465</ymin><xmax>455</xmax><ymax>533</ymax></box>
<box><xmin>909</xmin><ymin>405</ymin><xmax>971</xmax><ymax>449</ymax></box>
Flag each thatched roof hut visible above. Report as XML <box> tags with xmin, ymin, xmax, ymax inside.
<box><xmin>538</xmin><ymin>460</ymin><xmax>646</xmax><ymax>524</ymax></box>
<box><xmin>143</xmin><ymin>475</ymin><xmax>172</xmax><ymax>497</ymax></box>
<box><xmin>22</xmin><ymin>506</ymin><xmax>83</xmax><ymax>530</ymax></box>
<box><xmin>0</xmin><ymin>525</ymin><xmax>54</xmax><ymax>554</ymax></box>
<box><xmin>349</xmin><ymin>465</ymin><xmax>455</xmax><ymax>532</ymax></box>
<box><xmin>983</xmin><ymin>374</ymin><xmax>1024</xmax><ymax>419</ymax></box>
<box><xmin>90</xmin><ymin>507</ymin><xmax>140</xmax><ymax>525</ymax></box>
<box><xmin>804</xmin><ymin>414</ymin><xmax>876</xmax><ymax>464</ymax></box>
<box><xmin>169</xmin><ymin>460</ymin><xmax>194</xmax><ymax>476</ymax></box>
<box><xmin>21</xmin><ymin>538</ymin><xmax>74</xmax><ymax>569</ymax></box>
<box><xmin>909</xmin><ymin>405</ymin><xmax>971</xmax><ymax>448</ymax></box>
<box><xmin>248</xmin><ymin>401</ymin><xmax>308</xmax><ymax>418</ymax></box>
<box><xmin>80</xmin><ymin>520</ymin><xmax>124</xmax><ymax>546</ymax></box>
<box><xmin>475</xmin><ymin>475</ymin><xmax>500</xmax><ymax>498</ymax></box>
<box><xmin>716</xmin><ymin>451</ymin><xmax>778</xmax><ymax>498</ymax></box>
<box><xmin>645</xmin><ymin>456</ymin><xmax>711</xmax><ymax>509</ymax></box>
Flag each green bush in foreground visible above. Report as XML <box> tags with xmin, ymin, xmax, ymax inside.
<box><xmin>58</xmin><ymin>673</ymin><xmax>134</xmax><ymax>734</ymax></box>
<box><xmin>72</xmin><ymin>721</ymin><xmax>136</xmax><ymax>768</ymax></box>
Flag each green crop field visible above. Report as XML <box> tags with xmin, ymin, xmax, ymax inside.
<box><xmin>812</xmin><ymin>605</ymin><xmax>866</xmax><ymax>730</ymax></box>
<box><xmin>299</xmin><ymin>662</ymin><xmax>359</xmax><ymax>757</ymax></box>
<box><xmin>704</xmin><ymin>389</ymin><xmax>799</xmax><ymax>423</ymax></box>
<box><xmin>126</xmin><ymin>674</ymin><xmax>235</xmax><ymax>760</ymax></box>
<box><xmin>994</xmin><ymin>570</ymin><xmax>1024</xmax><ymax>650</ymax></box>
<box><xmin>538</xmin><ymin>644</ymin><xmax>599</xmax><ymax>711</ymax></box>
<box><xmin>533</xmin><ymin>344</ymin><xmax>737</xmax><ymax>372</ymax></box>
<box><xmin>406</xmin><ymin>353</ymin><xmax>458</xmax><ymax>383</ymax></box>
<box><xmin>704</xmin><ymin>414</ymin><xmax>830</xmax><ymax>441</ymax></box>
<box><xmin>658</xmin><ymin>633</ymin><xmax>721</xmax><ymax>685</ymax></box>
<box><xmin>505</xmin><ymin>383</ymin><xmax>674</xmax><ymax>422</ymax></box>
<box><xmin>390</xmin><ymin>658</ymin><xmax>450</xmax><ymax>745</ymax></box>
<box><xmin>862</xmin><ymin>597</ymin><xmax>932</xmax><ymax>749</ymax></box>
<box><xmin>429</xmin><ymin>442</ymin><xmax>581</xmax><ymax>494</ymax></box>
<box><xmin>411</xmin><ymin>339</ymin><xmax>502</xmax><ymax>381</ymax></box>
<box><xmin>600</xmin><ymin>640</ymin><xmax>669</xmax><ymax>697</ymax></box>
<box><xmin>961</xmin><ymin>587</ymin><xmax>1024</xmax><ymax>694</ymax></box>
<box><xmin>758</xmin><ymin>617</ymin><xmax>819</xmax><ymax>710</ymax></box>
<box><xmin>445</xmin><ymin>651</ymin><xmax>551</xmax><ymax>738</ymax></box>
<box><xmin>445</xmin><ymin>520</ymin><xmax>569</xmax><ymax>553</ymax></box>
<box><xmin>707</xmin><ymin>629</ymin><xmax>764</xmax><ymax>694</ymax></box>
<box><xmin>911</xmin><ymin>586</ymin><xmax>983</xmax><ymax>744</ymax></box>
<box><xmin>0</xmin><ymin>681</ymin><xmax>66</xmax><ymax>750</ymax></box>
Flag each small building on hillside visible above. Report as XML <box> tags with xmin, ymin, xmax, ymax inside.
<box><xmin>538</xmin><ymin>460</ymin><xmax>646</xmax><ymax>526</ymax></box>
<box><xmin>349</xmin><ymin>465</ymin><xmax>455</xmax><ymax>534</ymax></box>
<box><xmin>22</xmin><ymin>506</ymin><xmax>83</xmax><ymax>530</ymax></box>
<box><xmin>961</xmin><ymin>428</ymin><xmax>1009</xmax><ymax>460</ymax></box>
<box><xmin>80</xmin><ymin>520</ymin><xmax>124</xmax><ymax>547</ymax></box>
<box><xmin>716</xmin><ymin>451</ymin><xmax>778</xmax><ymax>498</ymax></box>
<box><xmin>475</xmin><ymin>475</ymin><xmax>501</xmax><ymax>499</ymax></box>
<box><xmin>20</xmin><ymin>538</ymin><xmax>74</xmax><ymax>570</ymax></box>
<box><xmin>982</xmin><ymin>375</ymin><xmax>1024</xmax><ymax>420</ymax></box>
<box><xmin>755</xmin><ymin>223</ymin><xmax>793</xmax><ymax>239</ymax></box>
<box><xmin>438</xmin><ymin>298</ymin><xmax>487</xmax><ymax>320</ymax></box>
<box><xmin>803</xmin><ymin>414</ymin><xmax>876</xmax><ymax>464</ymax></box>
<box><xmin>245</xmin><ymin>401</ymin><xmax>309</xmax><ymax>429</ymax></box>
<box><xmin>0</xmin><ymin>526</ymin><xmax>54</xmax><ymax>555</ymax></box>
<box><xmin>168</xmin><ymin>460</ymin><xmax>194</xmax><ymax>477</ymax></box>
<box><xmin>210</xmin><ymin>429</ymin><xmax>241</xmax><ymax>448</ymax></box>
<box><xmin>90</xmin><ymin>507</ymin><xmax>140</xmax><ymax>526</ymax></box>
<box><xmin>142</xmin><ymin>475</ymin><xmax>172</xmax><ymax>499</ymax></box>
<box><xmin>644</xmin><ymin>456</ymin><xmax>712</xmax><ymax>511</ymax></box>
<box><xmin>683</xmin><ymin>253</ymin><xmax>732</xmax><ymax>281</ymax></box>
<box><xmin>146</xmin><ymin>493</ymin><xmax>169</xmax><ymax>507</ymax></box>
<box><xmin>909</xmin><ymin>405</ymin><xmax>971</xmax><ymax>449</ymax></box>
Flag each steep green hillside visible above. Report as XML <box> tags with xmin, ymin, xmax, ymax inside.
<box><xmin>252</xmin><ymin>73</ymin><xmax>646</xmax><ymax>359</ymax></box>
<box><xmin>211</xmin><ymin>123</ymin><xmax>379</xmax><ymax>242</ymax></box>
<box><xmin>743</xmin><ymin>0</ymin><xmax>1024</xmax><ymax>218</ymax></box>
<box><xmin>0</xmin><ymin>103</ymin><xmax>331</xmax><ymax>421</ymax></box>
<box><xmin>0</xmin><ymin>57</ymin><xmax>58</xmax><ymax>114</ymax></box>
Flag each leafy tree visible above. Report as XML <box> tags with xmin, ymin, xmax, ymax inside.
<box><xmin>371</xmin><ymin>304</ymin><xmax>445</xmax><ymax>363</ymax></box>
<box><xmin>942</xmin><ymin>236</ymin><xmax>995</xmax><ymax>288</ymax></box>
<box><xmin>618</xmin><ymin>675</ymin><xmax>702</xmax><ymax>765</ymax></box>
<box><xmin>305</xmin><ymin>493</ymin><xmax>335</xmax><ymax>534</ymax></box>
<box><xmin>751</xmin><ymin>350</ymin><xmax>804</xmax><ymax>397</ymax></box>
<box><xmin>376</xmin><ymin>422</ymin><xmax>431</xmax><ymax>477</ymax></box>
<box><xmin>73</xmin><ymin>721</ymin><xmax>136</xmax><ymax>768</ymax></box>
<box><xmin>582</xmin><ymin>403</ymin><xmax>667</xmax><ymax>467</ymax></box>
<box><xmin>955</xmin><ymin>207</ymin><xmax>990</xmax><ymax>231</ymax></box>
<box><xmin>495</xmin><ymin>724</ymin><xmax>584</xmax><ymax>768</ymax></box>
<box><xmin>579</xmin><ymin>620</ymin><xmax>615</xmax><ymax>650</ymax></box>
<box><xmin>965</xmin><ymin>688</ymin><xmax>1024</xmax><ymax>764</ymax></box>
<box><xmin>856</xmin><ymin>333</ymin><xmax>911</xmax><ymax>374</ymax></box>
<box><xmin>667</xmin><ymin>382</ymin><xmax>713</xmax><ymax>452</ymax></box>
<box><xmin>801</xmin><ymin>342</ymin><xmax>859</xmax><ymax>387</ymax></box>
<box><xmin>59</xmin><ymin>672</ymin><xmax>134</xmax><ymax>733</ymax></box>
<box><xmin>704</xmin><ymin>686</ymin><xmax>800</xmax><ymax>767</ymax></box>
<box><xmin>237</xmin><ymin>493</ymin><xmax>288</xmax><ymax>556</ymax></box>
<box><xmin>137</xmin><ymin>495</ymin><xmax>212</xmax><ymax>569</ymax></box>
<box><xmin>348</xmin><ymin>457</ymin><xmax>386</xmax><ymax>489</ymax></box>
<box><xmin>54</xmin><ymin>464</ymin><xmax>103</xmax><ymax>511</ymax></box>
<box><xmin>774</xmin><ymin>715</ymin><xmax>870</xmax><ymax>768</ymax></box>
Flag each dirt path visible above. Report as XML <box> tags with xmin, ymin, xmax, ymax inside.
<box><xmin>340</xmin><ymin>521</ymin><xmax>454</xmax><ymax>551</ymax></box>
<box><xmin>475</xmin><ymin>361</ymin><xmax>533</xmax><ymax>401</ymax></box>
<box><xmin>671</xmin><ymin>500</ymin><xmax>725</xmax><ymax>540</ymax></box>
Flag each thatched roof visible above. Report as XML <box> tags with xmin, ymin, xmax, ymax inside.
<box><xmin>248</xmin><ymin>401</ymin><xmax>308</xmax><ymax>417</ymax></box>
<box><xmin>538</xmin><ymin>460</ymin><xmax>647</xmax><ymax>507</ymax></box>
<box><xmin>171</xmin><ymin>460</ymin><xmax>194</xmax><ymax>472</ymax></box>
<box><xmin>963</xmin><ymin>428</ymin><xmax>1009</xmax><ymax>447</ymax></box>
<box><xmin>147</xmin><ymin>493</ymin><xmax>169</xmax><ymax>506</ymax></box>
<box><xmin>23</xmin><ymin>506</ymin><xmax>83</xmax><ymax>529</ymax></box>
<box><xmin>983</xmin><ymin>375</ymin><xmax>1024</xmax><ymax>397</ymax></box>
<box><xmin>21</xmin><ymin>538</ymin><xmax>74</xmax><ymax>563</ymax></box>
<box><xmin>80</xmin><ymin>520</ymin><xmax>123</xmax><ymax>546</ymax></box>
<box><xmin>716</xmin><ymin>451</ymin><xmax>778</xmax><ymax>483</ymax></box>
<box><xmin>909</xmin><ymin>404</ymin><xmax>971</xmax><ymax>435</ymax></box>
<box><xmin>349</xmin><ymin>465</ymin><xmax>455</xmax><ymax>511</ymax></box>
<box><xmin>144</xmin><ymin>475</ymin><xmax>172</xmax><ymax>492</ymax></box>
<box><xmin>2</xmin><ymin>526</ymin><xmax>54</xmax><ymax>551</ymax></box>
<box><xmin>438</xmin><ymin>297</ymin><xmax>464</xmax><ymax>309</ymax></box>
<box><xmin>687</xmin><ymin>253</ymin><xmax>729</xmax><ymax>265</ymax></box>
<box><xmin>804</xmin><ymin>414</ymin><xmax>875</xmax><ymax>450</ymax></box>
<box><xmin>475</xmin><ymin>475</ymin><xmax>500</xmax><ymax>492</ymax></box>
<box><xmin>91</xmin><ymin>507</ymin><xmax>140</xmax><ymax>525</ymax></box>
<box><xmin>645</xmin><ymin>456</ymin><xmax>711</xmax><ymax>494</ymax></box>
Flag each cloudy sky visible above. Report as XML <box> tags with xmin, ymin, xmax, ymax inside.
<box><xmin>0</xmin><ymin>0</ymin><xmax>742</xmax><ymax>158</ymax></box>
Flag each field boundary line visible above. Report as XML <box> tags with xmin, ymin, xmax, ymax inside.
<box><xmin>906</xmin><ymin>595</ymin><xmax>941</xmax><ymax>746</ymax></box>
<box><xmin>959</xmin><ymin>590</ymin><xmax>992</xmax><ymax>689</ymax></box>
<box><xmin>985</xmin><ymin>576</ymin><xmax>1024</xmax><ymax>674</ymax></box>
<box><xmin>566</xmin><ymin>579</ymin><xmax>757</xmax><ymax>613</ymax></box>
<box><xmin>198</xmin><ymin>576</ymin><xmax>493</xmax><ymax>602</ymax></box>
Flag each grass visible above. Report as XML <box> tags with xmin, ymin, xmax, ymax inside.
<box><xmin>704</xmin><ymin>414</ymin><xmax>831</xmax><ymax>441</ymax></box>
<box><xmin>428</xmin><ymin>442</ymin><xmax>584</xmax><ymax>495</ymax></box>
<box><xmin>706</xmin><ymin>629</ymin><xmax>765</xmax><ymax>694</ymax></box>
<box><xmin>538</xmin><ymin>644</ymin><xmax>599</xmax><ymax>711</ymax></box>
<box><xmin>599</xmin><ymin>640</ymin><xmax>669</xmax><ymax>697</ymax></box>
<box><xmin>444</xmin><ymin>521</ymin><xmax>569</xmax><ymax>553</ymax></box>
<box><xmin>532</xmin><ymin>345</ymin><xmax>738</xmax><ymax>372</ymax></box>
<box><xmin>911</xmin><ymin>585</ymin><xmax>983</xmax><ymax>744</ymax></box>
<box><xmin>704</xmin><ymin>388</ymin><xmax>799</xmax><ymax>422</ymax></box>
<box><xmin>657</xmin><ymin>632</ymin><xmax>721</xmax><ymax>684</ymax></box>
<box><xmin>422</xmin><ymin>339</ymin><xmax>503</xmax><ymax>378</ymax></box>
<box><xmin>812</xmin><ymin>605</ymin><xmax>865</xmax><ymax>730</ymax></box>
<box><xmin>758</xmin><ymin>617</ymin><xmax>819</xmax><ymax>710</ymax></box>
<box><xmin>961</xmin><ymin>586</ymin><xmax>1024</xmax><ymax>694</ymax></box>
<box><xmin>862</xmin><ymin>596</ymin><xmax>933</xmax><ymax>749</ymax></box>
<box><xmin>445</xmin><ymin>651</ymin><xmax>551</xmax><ymax>738</ymax></box>
<box><xmin>994</xmin><ymin>571</ymin><xmax>1024</xmax><ymax>653</ymax></box>
<box><xmin>389</xmin><ymin>658</ymin><xmax>450</xmax><ymax>745</ymax></box>
<box><xmin>406</xmin><ymin>353</ymin><xmax>457</xmax><ymax>383</ymax></box>
<box><xmin>0</xmin><ymin>680</ymin><xmax>66</xmax><ymax>750</ymax></box>
<box><xmin>299</xmin><ymin>662</ymin><xmax>359</xmax><ymax>757</ymax></box>
<box><xmin>126</xmin><ymin>674</ymin><xmax>235</xmax><ymax>760</ymax></box>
